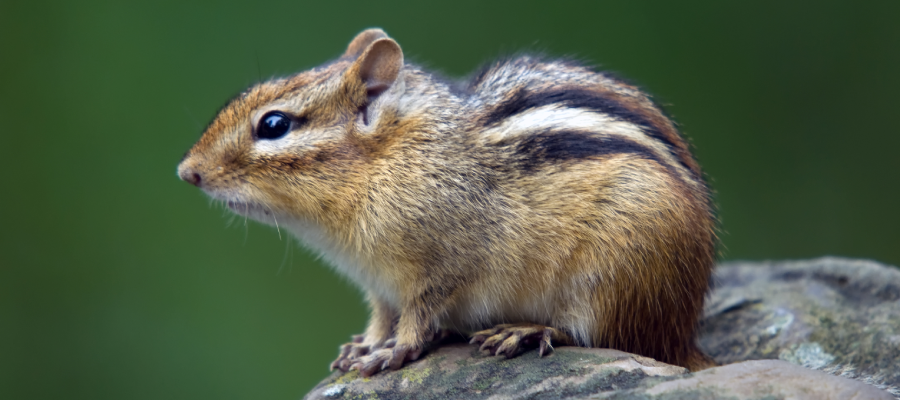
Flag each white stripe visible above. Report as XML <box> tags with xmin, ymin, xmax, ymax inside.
<box><xmin>480</xmin><ymin>104</ymin><xmax>685</xmax><ymax>175</ymax></box>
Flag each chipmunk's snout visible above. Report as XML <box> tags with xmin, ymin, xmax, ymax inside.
<box><xmin>181</xmin><ymin>170</ymin><xmax>202</xmax><ymax>186</ymax></box>
<box><xmin>177</xmin><ymin>162</ymin><xmax>203</xmax><ymax>187</ymax></box>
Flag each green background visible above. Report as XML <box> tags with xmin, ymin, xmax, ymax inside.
<box><xmin>2</xmin><ymin>1</ymin><xmax>898</xmax><ymax>399</ymax></box>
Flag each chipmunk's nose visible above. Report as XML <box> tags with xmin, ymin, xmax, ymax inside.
<box><xmin>177</xmin><ymin>163</ymin><xmax>203</xmax><ymax>187</ymax></box>
<box><xmin>181</xmin><ymin>170</ymin><xmax>202</xmax><ymax>186</ymax></box>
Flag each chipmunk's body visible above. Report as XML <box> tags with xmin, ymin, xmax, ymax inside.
<box><xmin>177</xmin><ymin>29</ymin><xmax>717</xmax><ymax>374</ymax></box>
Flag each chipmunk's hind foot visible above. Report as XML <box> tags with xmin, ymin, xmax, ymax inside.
<box><xmin>470</xmin><ymin>323</ymin><xmax>573</xmax><ymax>358</ymax></box>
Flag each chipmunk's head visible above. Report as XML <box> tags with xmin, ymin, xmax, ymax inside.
<box><xmin>177</xmin><ymin>29</ymin><xmax>404</xmax><ymax>224</ymax></box>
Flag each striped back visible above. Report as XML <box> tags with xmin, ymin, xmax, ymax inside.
<box><xmin>466</xmin><ymin>57</ymin><xmax>703</xmax><ymax>189</ymax></box>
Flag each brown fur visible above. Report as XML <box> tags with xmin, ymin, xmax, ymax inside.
<box><xmin>177</xmin><ymin>28</ymin><xmax>717</xmax><ymax>374</ymax></box>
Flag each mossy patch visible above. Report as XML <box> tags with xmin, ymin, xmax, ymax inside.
<box><xmin>400</xmin><ymin>366</ymin><xmax>431</xmax><ymax>384</ymax></box>
<box><xmin>333</xmin><ymin>371</ymin><xmax>355</xmax><ymax>384</ymax></box>
<box><xmin>349</xmin><ymin>391</ymin><xmax>380</xmax><ymax>400</ymax></box>
<box><xmin>332</xmin><ymin>370</ymin><xmax>369</xmax><ymax>385</ymax></box>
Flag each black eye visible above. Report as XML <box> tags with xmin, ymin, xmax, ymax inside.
<box><xmin>257</xmin><ymin>111</ymin><xmax>292</xmax><ymax>140</ymax></box>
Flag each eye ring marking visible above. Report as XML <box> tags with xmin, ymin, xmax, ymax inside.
<box><xmin>256</xmin><ymin>111</ymin><xmax>293</xmax><ymax>140</ymax></box>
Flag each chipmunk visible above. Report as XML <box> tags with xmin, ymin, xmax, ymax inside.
<box><xmin>177</xmin><ymin>28</ymin><xmax>718</xmax><ymax>376</ymax></box>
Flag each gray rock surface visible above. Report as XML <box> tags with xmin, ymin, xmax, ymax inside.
<box><xmin>304</xmin><ymin>345</ymin><xmax>891</xmax><ymax>400</ymax></box>
<box><xmin>702</xmin><ymin>257</ymin><xmax>900</xmax><ymax>389</ymax></box>
<box><xmin>305</xmin><ymin>345</ymin><xmax>688</xmax><ymax>400</ymax></box>
<box><xmin>305</xmin><ymin>258</ymin><xmax>900</xmax><ymax>399</ymax></box>
<box><xmin>637</xmin><ymin>359</ymin><xmax>891</xmax><ymax>400</ymax></box>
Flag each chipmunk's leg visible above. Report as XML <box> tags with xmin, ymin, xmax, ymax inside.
<box><xmin>331</xmin><ymin>294</ymin><xmax>396</xmax><ymax>372</ymax></box>
<box><xmin>470</xmin><ymin>323</ymin><xmax>574</xmax><ymax>358</ymax></box>
<box><xmin>350</xmin><ymin>285</ymin><xmax>450</xmax><ymax>377</ymax></box>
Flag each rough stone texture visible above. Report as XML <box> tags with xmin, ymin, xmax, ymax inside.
<box><xmin>305</xmin><ymin>344</ymin><xmax>689</xmax><ymax>400</ymax></box>
<box><xmin>702</xmin><ymin>257</ymin><xmax>900</xmax><ymax>389</ymax></box>
<box><xmin>304</xmin><ymin>345</ymin><xmax>891</xmax><ymax>400</ymax></box>
<box><xmin>635</xmin><ymin>360</ymin><xmax>891</xmax><ymax>400</ymax></box>
<box><xmin>304</xmin><ymin>258</ymin><xmax>900</xmax><ymax>399</ymax></box>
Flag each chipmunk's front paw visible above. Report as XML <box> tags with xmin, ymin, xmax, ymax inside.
<box><xmin>330</xmin><ymin>335</ymin><xmax>396</xmax><ymax>372</ymax></box>
<box><xmin>349</xmin><ymin>343</ymin><xmax>423</xmax><ymax>377</ymax></box>
<box><xmin>470</xmin><ymin>323</ymin><xmax>571</xmax><ymax>358</ymax></box>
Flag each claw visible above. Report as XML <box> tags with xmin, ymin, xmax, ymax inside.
<box><xmin>349</xmin><ymin>343</ymin><xmax>422</xmax><ymax>376</ymax></box>
<box><xmin>330</xmin><ymin>342</ymin><xmax>354</xmax><ymax>371</ymax></box>
<box><xmin>539</xmin><ymin>328</ymin><xmax>554</xmax><ymax>357</ymax></box>
<box><xmin>331</xmin><ymin>334</ymin><xmax>392</xmax><ymax>373</ymax></box>
<box><xmin>351</xmin><ymin>348</ymin><xmax>392</xmax><ymax>377</ymax></box>
<box><xmin>496</xmin><ymin>335</ymin><xmax>521</xmax><ymax>358</ymax></box>
<box><xmin>348</xmin><ymin>344</ymin><xmax>370</xmax><ymax>359</ymax></box>
<box><xmin>469</xmin><ymin>323</ymin><xmax>570</xmax><ymax>358</ymax></box>
<box><xmin>388</xmin><ymin>347</ymin><xmax>406</xmax><ymax>370</ymax></box>
<box><xmin>479</xmin><ymin>330</ymin><xmax>512</xmax><ymax>353</ymax></box>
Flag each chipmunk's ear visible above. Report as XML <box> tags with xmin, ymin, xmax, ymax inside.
<box><xmin>346</xmin><ymin>37</ymin><xmax>404</xmax><ymax>98</ymax></box>
<box><xmin>344</xmin><ymin>28</ymin><xmax>388</xmax><ymax>59</ymax></box>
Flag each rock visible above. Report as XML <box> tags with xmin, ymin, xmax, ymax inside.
<box><xmin>304</xmin><ymin>345</ymin><xmax>892</xmax><ymax>399</ymax></box>
<box><xmin>638</xmin><ymin>359</ymin><xmax>892</xmax><ymax>400</ymax></box>
<box><xmin>702</xmin><ymin>257</ymin><xmax>900</xmax><ymax>390</ymax></box>
<box><xmin>304</xmin><ymin>258</ymin><xmax>900</xmax><ymax>399</ymax></box>
<box><xmin>305</xmin><ymin>344</ymin><xmax>688</xmax><ymax>400</ymax></box>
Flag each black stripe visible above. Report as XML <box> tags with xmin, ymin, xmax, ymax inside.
<box><xmin>494</xmin><ymin>130</ymin><xmax>670</xmax><ymax>173</ymax></box>
<box><xmin>483</xmin><ymin>88</ymin><xmax>685</xmax><ymax>166</ymax></box>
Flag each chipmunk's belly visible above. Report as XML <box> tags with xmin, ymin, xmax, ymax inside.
<box><xmin>441</xmin><ymin>284</ymin><xmax>557</xmax><ymax>332</ymax></box>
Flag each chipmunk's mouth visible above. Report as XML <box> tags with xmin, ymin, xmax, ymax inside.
<box><xmin>226</xmin><ymin>200</ymin><xmax>271</xmax><ymax>217</ymax></box>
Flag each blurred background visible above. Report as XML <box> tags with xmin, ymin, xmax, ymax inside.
<box><xmin>2</xmin><ymin>0</ymin><xmax>898</xmax><ymax>398</ymax></box>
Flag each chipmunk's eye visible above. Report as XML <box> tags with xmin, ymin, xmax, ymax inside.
<box><xmin>257</xmin><ymin>111</ymin><xmax>292</xmax><ymax>140</ymax></box>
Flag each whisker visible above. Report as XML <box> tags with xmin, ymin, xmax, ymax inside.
<box><xmin>268</xmin><ymin>205</ymin><xmax>282</xmax><ymax>240</ymax></box>
<box><xmin>277</xmin><ymin>237</ymin><xmax>292</xmax><ymax>276</ymax></box>
<box><xmin>240</xmin><ymin>203</ymin><xmax>250</xmax><ymax>245</ymax></box>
